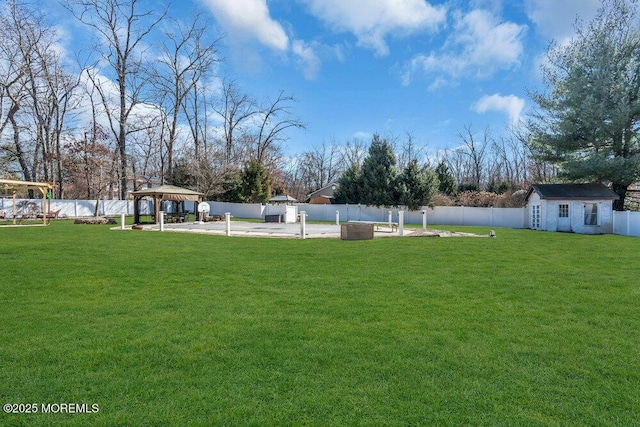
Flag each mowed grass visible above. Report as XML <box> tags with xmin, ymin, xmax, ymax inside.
<box><xmin>1</xmin><ymin>221</ymin><xmax>639</xmax><ymax>426</ymax></box>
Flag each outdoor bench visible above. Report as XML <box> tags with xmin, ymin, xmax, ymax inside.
<box><xmin>347</xmin><ymin>220</ymin><xmax>398</xmax><ymax>232</ymax></box>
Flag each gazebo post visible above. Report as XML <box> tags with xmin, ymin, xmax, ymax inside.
<box><xmin>39</xmin><ymin>186</ymin><xmax>47</xmax><ymax>225</ymax></box>
<box><xmin>154</xmin><ymin>196</ymin><xmax>162</xmax><ymax>224</ymax></box>
<box><xmin>133</xmin><ymin>196</ymin><xmax>140</xmax><ymax>224</ymax></box>
<box><xmin>12</xmin><ymin>189</ymin><xmax>17</xmax><ymax>225</ymax></box>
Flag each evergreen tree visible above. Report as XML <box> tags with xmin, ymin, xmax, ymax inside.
<box><xmin>359</xmin><ymin>135</ymin><xmax>398</xmax><ymax>207</ymax></box>
<box><xmin>240</xmin><ymin>160</ymin><xmax>271</xmax><ymax>203</ymax></box>
<box><xmin>222</xmin><ymin>160</ymin><xmax>271</xmax><ymax>203</ymax></box>
<box><xmin>436</xmin><ymin>161</ymin><xmax>457</xmax><ymax>196</ymax></box>
<box><xmin>168</xmin><ymin>158</ymin><xmax>195</xmax><ymax>188</ymax></box>
<box><xmin>333</xmin><ymin>163</ymin><xmax>362</xmax><ymax>204</ymax></box>
<box><xmin>220</xmin><ymin>168</ymin><xmax>244</xmax><ymax>202</ymax></box>
<box><xmin>529</xmin><ymin>0</ymin><xmax>640</xmax><ymax>210</ymax></box>
<box><xmin>398</xmin><ymin>160</ymin><xmax>439</xmax><ymax>210</ymax></box>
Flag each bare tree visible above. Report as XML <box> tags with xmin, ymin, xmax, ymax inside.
<box><xmin>339</xmin><ymin>137</ymin><xmax>368</xmax><ymax>168</ymax></box>
<box><xmin>454</xmin><ymin>124</ymin><xmax>491</xmax><ymax>190</ymax></box>
<box><xmin>252</xmin><ymin>91</ymin><xmax>306</xmax><ymax>166</ymax></box>
<box><xmin>0</xmin><ymin>1</ymin><xmax>31</xmax><ymax>181</ymax></box>
<box><xmin>129</xmin><ymin>108</ymin><xmax>165</xmax><ymax>188</ymax></box>
<box><xmin>151</xmin><ymin>13</ymin><xmax>220</xmax><ymax>182</ymax></box>
<box><xmin>397</xmin><ymin>131</ymin><xmax>429</xmax><ymax>169</ymax></box>
<box><xmin>0</xmin><ymin>0</ymin><xmax>79</xmax><ymax>196</ymax></box>
<box><xmin>487</xmin><ymin>133</ymin><xmax>533</xmax><ymax>190</ymax></box>
<box><xmin>213</xmin><ymin>78</ymin><xmax>259</xmax><ymax>167</ymax></box>
<box><xmin>297</xmin><ymin>141</ymin><xmax>344</xmax><ymax>192</ymax></box>
<box><xmin>68</xmin><ymin>0</ymin><xmax>166</xmax><ymax>199</ymax></box>
<box><xmin>180</xmin><ymin>76</ymin><xmax>214</xmax><ymax>191</ymax></box>
<box><xmin>63</xmin><ymin>125</ymin><xmax>116</xmax><ymax>201</ymax></box>
<box><xmin>511</xmin><ymin>125</ymin><xmax>558</xmax><ymax>184</ymax></box>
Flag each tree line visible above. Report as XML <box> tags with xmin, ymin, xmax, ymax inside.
<box><xmin>0</xmin><ymin>0</ymin><xmax>304</xmax><ymax>201</ymax></box>
<box><xmin>2</xmin><ymin>0</ymin><xmax>639</xmax><ymax>210</ymax></box>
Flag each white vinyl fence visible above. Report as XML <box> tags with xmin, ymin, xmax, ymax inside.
<box><xmin>4</xmin><ymin>197</ymin><xmax>640</xmax><ymax>237</ymax></box>
<box><xmin>613</xmin><ymin>211</ymin><xmax>640</xmax><ymax>237</ymax></box>
<box><xmin>291</xmin><ymin>203</ymin><xmax>528</xmax><ymax>229</ymax></box>
<box><xmin>0</xmin><ymin>198</ymin><xmax>145</xmax><ymax>218</ymax></box>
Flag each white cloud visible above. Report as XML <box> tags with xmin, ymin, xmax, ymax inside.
<box><xmin>402</xmin><ymin>9</ymin><xmax>526</xmax><ymax>86</ymax></box>
<box><xmin>201</xmin><ymin>0</ymin><xmax>288</xmax><ymax>51</ymax></box>
<box><xmin>292</xmin><ymin>39</ymin><xmax>321</xmax><ymax>80</ymax></box>
<box><xmin>301</xmin><ymin>0</ymin><xmax>446</xmax><ymax>56</ymax></box>
<box><xmin>353</xmin><ymin>131</ymin><xmax>373</xmax><ymax>140</ymax></box>
<box><xmin>472</xmin><ymin>93</ymin><xmax>525</xmax><ymax>124</ymax></box>
<box><xmin>524</xmin><ymin>1</ymin><xmax>600</xmax><ymax>83</ymax></box>
<box><xmin>524</xmin><ymin>0</ymin><xmax>600</xmax><ymax>42</ymax></box>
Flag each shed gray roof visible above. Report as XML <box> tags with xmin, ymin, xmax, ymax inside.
<box><xmin>526</xmin><ymin>183</ymin><xmax>619</xmax><ymax>201</ymax></box>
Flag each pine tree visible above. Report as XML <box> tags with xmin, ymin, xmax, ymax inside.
<box><xmin>529</xmin><ymin>0</ymin><xmax>640</xmax><ymax>210</ymax></box>
<box><xmin>333</xmin><ymin>163</ymin><xmax>362</xmax><ymax>204</ymax></box>
<box><xmin>240</xmin><ymin>160</ymin><xmax>271</xmax><ymax>203</ymax></box>
<box><xmin>359</xmin><ymin>135</ymin><xmax>398</xmax><ymax>207</ymax></box>
<box><xmin>436</xmin><ymin>161</ymin><xmax>457</xmax><ymax>196</ymax></box>
<box><xmin>398</xmin><ymin>160</ymin><xmax>439</xmax><ymax>210</ymax></box>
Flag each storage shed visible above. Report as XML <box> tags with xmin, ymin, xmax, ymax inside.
<box><xmin>525</xmin><ymin>183</ymin><xmax>619</xmax><ymax>234</ymax></box>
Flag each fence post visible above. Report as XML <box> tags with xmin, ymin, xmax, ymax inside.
<box><xmin>627</xmin><ymin>210</ymin><xmax>631</xmax><ymax>236</ymax></box>
<box><xmin>398</xmin><ymin>210</ymin><xmax>404</xmax><ymax>236</ymax></box>
<box><xmin>422</xmin><ymin>210</ymin><xmax>427</xmax><ymax>230</ymax></box>
<box><xmin>159</xmin><ymin>211</ymin><xmax>165</xmax><ymax>232</ymax></box>
<box><xmin>225</xmin><ymin>212</ymin><xmax>232</xmax><ymax>236</ymax></box>
<box><xmin>336</xmin><ymin>210</ymin><xmax>340</xmax><ymax>225</ymax></box>
<box><xmin>299</xmin><ymin>211</ymin><xmax>306</xmax><ymax>239</ymax></box>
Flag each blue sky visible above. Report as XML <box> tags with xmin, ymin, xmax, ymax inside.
<box><xmin>45</xmin><ymin>0</ymin><xmax>601</xmax><ymax>157</ymax></box>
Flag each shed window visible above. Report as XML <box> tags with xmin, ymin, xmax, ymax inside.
<box><xmin>559</xmin><ymin>204</ymin><xmax>569</xmax><ymax>218</ymax></box>
<box><xmin>584</xmin><ymin>203</ymin><xmax>598</xmax><ymax>225</ymax></box>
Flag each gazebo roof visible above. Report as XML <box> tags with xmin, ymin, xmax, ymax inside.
<box><xmin>131</xmin><ymin>185</ymin><xmax>203</xmax><ymax>202</ymax></box>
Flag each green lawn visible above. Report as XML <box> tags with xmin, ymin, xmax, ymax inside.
<box><xmin>1</xmin><ymin>221</ymin><xmax>639</xmax><ymax>425</ymax></box>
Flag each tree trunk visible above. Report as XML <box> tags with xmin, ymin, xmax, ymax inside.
<box><xmin>612</xmin><ymin>182</ymin><xmax>628</xmax><ymax>211</ymax></box>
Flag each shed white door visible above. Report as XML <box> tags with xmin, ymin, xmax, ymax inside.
<box><xmin>557</xmin><ymin>203</ymin><xmax>571</xmax><ymax>232</ymax></box>
<box><xmin>531</xmin><ymin>205</ymin><xmax>541</xmax><ymax>229</ymax></box>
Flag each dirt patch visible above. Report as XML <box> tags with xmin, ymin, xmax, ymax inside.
<box><xmin>74</xmin><ymin>217</ymin><xmax>117</xmax><ymax>225</ymax></box>
<box><xmin>407</xmin><ymin>229</ymin><xmax>490</xmax><ymax>238</ymax></box>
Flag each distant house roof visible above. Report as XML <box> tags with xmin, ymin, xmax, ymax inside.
<box><xmin>307</xmin><ymin>182</ymin><xmax>338</xmax><ymax>199</ymax></box>
<box><xmin>526</xmin><ymin>183</ymin><xmax>619</xmax><ymax>201</ymax></box>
